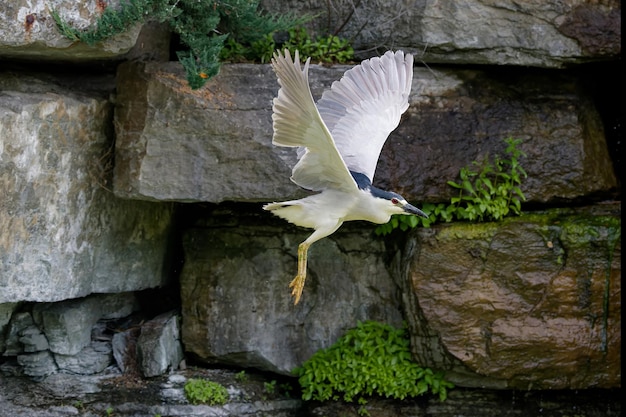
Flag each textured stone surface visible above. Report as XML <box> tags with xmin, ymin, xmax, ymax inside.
<box><xmin>0</xmin><ymin>72</ymin><xmax>174</xmax><ymax>303</ymax></box>
<box><xmin>377</xmin><ymin>67</ymin><xmax>618</xmax><ymax>203</ymax></box>
<box><xmin>113</xmin><ymin>61</ymin><xmax>303</xmax><ymax>203</ymax></box>
<box><xmin>136</xmin><ymin>310</ymin><xmax>183</xmax><ymax>377</ymax></box>
<box><xmin>261</xmin><ymin>0</ymin><xmax>621</xmax><ymax>67</ymax></box>
<box><xmin>0</xmin><ymin>0</ymin><xmax>142</xmax><ymax>60</ymax></box>
<box><xmin>2</xmin><ymin>312</ymin><xmax>36</xmax><ymax>357</ymax></box>
<box><xmin>0</xmin><ymin>303</ymin><xmax>18</xmax><ymax>352</ymax></box>
<box><xmin>54</xmin><ymin>341</ymin><xmax>112</xmax><ymax>375</ymax></box>
<box><xmin>180</xmin><ymin>206</ymin><xmax>404</xmax><ymax>374</ymax></box>
<box><xmin>0</xmin><ymin>371</ymin><xmax>620</xmax><ymax>416</ymax></box>
<box><xmin>401</xmin><ymin>204</ymin><xmax>621</xmax><ymax>389</ymax></box>
<box><xmin>16</xmin><ymin>350</ymin><xmax>58</xmax><ymax>377</ymax></box>
<box><xmin>112</xmin><ymin>61</ymin><xmax>617</xmax><ymax>205</ymax></box>
<box><xmin>2</xmin><ymin>293</ymin><xmax>137</xmax><ymax>376</ymax></box>
<box><xmin>32</xmin><ymin>293</ymin><xmax>136</xmax><ymax>356</ymax></box>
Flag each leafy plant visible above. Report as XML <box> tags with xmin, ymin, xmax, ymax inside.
<box><xmin>282</xmin><ymin>27</ymin><xmax>354</xmax><ymax>63</ymax></box>
<box><xmin>235</xmin><ymin>370</ymin><xmax>248</xmax><ymax>383</ymax></box>
<box><xmin>263</xmin><ymin>379</ymin><xmax>277</xmax><ymax>395</ymax></box>
<box><xmin>448</xmin><ymin>137</ymin><xmax>527</xmax><ymax>221</ymax></box>
<box><xmin>219</xmin><ymin>26</ymin><xmax>354</xmax><ymax>64</ymax></box>
<box><xmin>184</xmin><ymin>378</ymin><xmax>229</xmax><ymax>406</ymax></box>
<box><xmin>293</xmin><ymin>321</ymin><xmax>453</xmax><ymax>404</ymax></box>
<box><xmin>52</xmin><ymin>0</ymin><xmax>306</xmax><ymax>89</ymax></box>
<box><xmin>375</xmin><ymin>137</ymin><xmax>527</xmax><ymax>235</ymax></box>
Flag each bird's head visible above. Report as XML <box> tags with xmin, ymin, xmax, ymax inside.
<box><xmin>364</xmin><ymin>186</ymin><xmax>428</xmax><ymax>224</ymax></box>
<box><xmin>350</xmin><ymin>171</ymin><xmax>428</xmax><ymax>223</ymax></box>
<box><xmin>383</xmin><ymin>191</ymin><xmax>428</xmax><ymax>217</ymax></box>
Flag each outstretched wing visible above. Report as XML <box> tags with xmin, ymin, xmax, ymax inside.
<box><xmin>271</xmin><ymin>49</ymin><xmax>357</xmax><ymax>192</ymax></box>
<box><xmin>316</xmin><ymin>50</ymin><xmax>413</xmax><ymax>182</ymax></box>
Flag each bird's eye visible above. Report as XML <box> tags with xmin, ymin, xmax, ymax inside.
<box><xmin>391</xmin><ymin>198</ymin><xmax>399</xmax><ymax>205</ymax></box>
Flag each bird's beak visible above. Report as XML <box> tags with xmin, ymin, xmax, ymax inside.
<box><xmin>403</xmin><ymin>202</ymin><xmax>428</xmax><ymax>218</ymax></box>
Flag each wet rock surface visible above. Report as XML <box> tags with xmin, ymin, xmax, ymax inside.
<box><xmin>402</xmin><ymin>203</ymin><xmax>621</xmax><ymax>389</ymax></box>
<box><xmin>0</xmin><ymin>369</ymin><xmax>620</xmax><ymax>417</ymax></box>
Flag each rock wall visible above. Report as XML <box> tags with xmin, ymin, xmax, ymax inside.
<box><xmin>0</xmin><ymin>0</ymin><xmax>621</xmax><ymax>415</ymax></box>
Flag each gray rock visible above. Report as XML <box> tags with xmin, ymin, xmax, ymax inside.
<box><xmin>18</xmin><ymin>326</ymin><xmax>49</xmax><ymax>352</ymax></box>
<box><xmin>376</xmin><ymin>68</ymin><xmax>618</xmax><ymax>204</ymax></box>
<box><xmin>401</xmin><ymin>204</ymin><xmax>621</xmax><ymax>389</ymax></box>
<box><xmin>113</xmin><ymin>61</ymin><xmax>303</xmax><ymax>203</ymax></box>
<box><xmin>137</xmin><ymin>311</ymin><xmax>184</xmax><ymax>377</ymax></box>
<box><xmin>55</xmin><ymin>341</ymin><xmax>112</xmax><ymax>375</ymax></box>
<box><xmin>112</xmin><ymin>61</ymin><xmax>616</xmax><ymax>205</ymax></box>
<box><xmin>111</xmin><ymin>328</ymin><xmax>138</xmax><ymax>374</ymax></box>
<box><xmin>33</xmin><ymin>293</ymin><xmax>136</xmax><ymax>356</ymax></box>
<box><xmin>0</xmin><ymin>0</ymin><xmax>142</xmax><ymax>61</ymax></box>
<box><xmin>0</xmin><ymin>303</ymin><xmax>18</xmax><ymax>352</ymax></box>
<box><xmin>261</xmin><ymin>0</ymin><xmax>621</xmax><ymax>67</ymax></box>
<box><xmin>17</xmin><ymin>350</ymin><xmax>58</xmax><ymax>377</ymax></box>
<box><xmin>180</xmin><ymin>209</ymin><xmax>404</xmax><ymax>374</ymax></box>
<box><xmin>2</xmin><ymin>312</ymin><xmax>35</xmax><ymax>356</ymax></box>
<box><xmin>0</xmin><ymin>73</ymin><xmax>174</xmax><ymax>303</ymax></box>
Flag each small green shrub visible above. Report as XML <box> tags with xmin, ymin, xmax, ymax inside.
<box><xmin>52</xmin><ymin>0</ymin><xmax>306</xmax><ymax>89</ymax></box>
<box><xmin>220</xmin><ymin>26</ymin><xmax>354</xmax><ymax>64</ymax></box>
<box><xmin>184</xmin><ymin>378</ymin><xmax>229</xmax><ymax>406</ymax></box>
<box><xmin>282</xmin><ymin>27</ymin><xmax>354</xmax><ymax>63</ymax></box>
<box><xmin>235</xmin><ymin>370</ymin><xmax>248</xmax><ymax>383</ymax></box>
<box><xmin>376</xmin><ymin>137</ymin><xmax>527</xmax><ymax>235</ymax></box>
<box><xmin>293</xmin><ymin>321</ymin><xmax>454</xmax><ymax>403</ymax></box>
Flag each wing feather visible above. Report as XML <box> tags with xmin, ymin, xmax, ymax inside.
<box><xmin>271</xmin><ymin>50</ymin><xmax>357</xmax><ymax>192</ymax></box>
<box><xmin>317</xmin><ymin>50</ymin><xmax>413</xmax><ymax>182</ymax></box>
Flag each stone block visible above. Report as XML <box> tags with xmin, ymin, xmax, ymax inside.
<box><xmin>0</xmin><ymin>303</ymin><xmax>18</xmax><ymax>352</ymax></box>
<box><xmin>261</xmin><ymin>0</ymin><xmax>621</xmax><ymax>67</ymax></box>
<box><xmin>54</xmin><ymin>341</ymin><xmax>112</xmax><ymax>375</ymax></box>
<box><xmin>0</xmin><ymin>73</ymin><xmax>174</xmax><ymax>303</ymax></box>
<box><xmin>112</xmin><ymin>61</ymin><xmax>617</xmax><ymax>205</ymax></box>
<box><xmin>180</xmin><ymin>207</ymin><xmax>404</xmax><ymax>374</ymax></box>
<box><xmin>17</xmin><ymin>350</ymin><xmax>57</xmax><ymax>377</ymax></box>
<box><xmin>403</xmin><ymin>204</ymin><xmax>621</xmax><ymax>389</ymax></box>
<box><xmin>0</xmin><ymin>0</ymin><xmax>142</xmax><ymax>61</ymax></box>
<box><xmin>18</xmin><ymin>326</ymin><xmax>49</xmax><ymax>353</ymax></box>
<box><xmin>2</xmin><ymin>312</ymin><xmax>34</xmax><ymax>356</ymax></box>
<box><xmin>33</xmin><ymin>293</ymin><xmax>136</xmax><ymax>356</ymax></box>
<box><xmin>137</xmin><ymin>311</ymin><xmax>183</xmax><ymax>377</ymax></box>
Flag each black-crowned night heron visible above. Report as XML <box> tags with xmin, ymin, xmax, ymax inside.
<box><xmin>264</xmin><ymin>49</ymin><xmax>427</xmax><ymax>305</ymax></box>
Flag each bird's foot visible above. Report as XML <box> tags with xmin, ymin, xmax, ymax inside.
<box><xmin>289</xmin><ymin>274</ymin><xmax>306</xmax><ymax>305</ymax></box>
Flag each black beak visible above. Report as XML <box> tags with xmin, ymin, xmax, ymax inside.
<box><xmin>403</xmin><ymin>202</ymin><xmax>428</xmax><ymax>218</ymax></box>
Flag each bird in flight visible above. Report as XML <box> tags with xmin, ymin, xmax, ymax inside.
<box><xmin>264</xmin><ymin>49</ymin><xmax>427</xmax><ymax>305</ymax></box>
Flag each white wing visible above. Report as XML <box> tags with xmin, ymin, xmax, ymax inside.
<box><xmin>271</xmin><ymin>49</ymin><xmax>357</xmax><ymax>192</ymax></box>
<box><xmin>316</xmin><ymin>50</ymin><xmax>413</xmax><ymax>182</ymax></box>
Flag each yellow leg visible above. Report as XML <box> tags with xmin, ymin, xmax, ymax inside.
<box><xmin>289</xmin><ymin>242</ymin><xmax>309</xmax><ymax>305</ymax></box>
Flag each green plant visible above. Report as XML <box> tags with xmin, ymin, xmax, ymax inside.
<box><xmin>235</xmin><ymin>370</ymin><xmax>248</xmax><ymax>383</ymax></box>
<box><xmin>105</xmin><ymin>407</ymin><xmax>114</xmax><ymax>416</ymax></box>
<box><xmin>52</xmin><ymin>0</ymin><xmax>306</xmax><ymax>89</ymax></box>
<box><xmin>184</xmin><ymin>378</ymin><xmax>229</xmax><ymax>406</ymax></box>
<box><xmin>448</xmin><ymin>137</ymin><xmax>527</xmax><ymax>221</ymax></box>
<box><xmin>282</xmin><ymin>27</ymin><xmax>354</xmax><ymax>63</ymax></box>
<box><xmin>375</xmin><ymin>137</ymin><xmax>527</xmax><ymax>235</ymax></box>
<box><xmin>219</xmin><ymin>26</ymin><xmax>354</xmax><ymax>65</ymax></box>
<box><xmin>293</xmin><ymin>321</ymin><xmax>454</xmax><ymax>404</ymax></box>
<box><xmin>264</xmin><ymin>380</ymin><xmax>277</xmax><ymax>395</ymax></box>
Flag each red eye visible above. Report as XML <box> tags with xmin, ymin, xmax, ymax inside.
<box><xmin>391</xmin><ymin>198</ymin><xmax>399</xmax><ymax>205</ymax></box>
